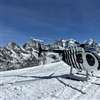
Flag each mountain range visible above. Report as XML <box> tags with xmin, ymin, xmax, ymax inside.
<box><xmin>0</xmin><ymin>38</ymin><xmax>100</xmax><ymax>71</ymax></box>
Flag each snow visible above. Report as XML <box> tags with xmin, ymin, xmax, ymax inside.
<box><xmin>97</xmin><ymin>53</ymin><xmax>100</xmax><ymax>56</ymax></box>
<box><xmin>30</xmin><ymin>38</ymin><xmax>44</xmax><ymax>43</ymax></box>
<box><xmin>1</xmin><ymin>61</ymin><xmax>100</xmax><ymax>100</ymax></box>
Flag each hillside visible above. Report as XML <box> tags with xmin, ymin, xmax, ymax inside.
<box><xmin>1</xmin><ymin>61</ymin><xmax>100</xmax><ymax>100</ymax></box>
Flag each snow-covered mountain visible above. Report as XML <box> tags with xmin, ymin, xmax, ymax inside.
<box><xmin>0</xmin><ymin>38</ymin><xmax>100</xmax><ymax>71</ymax></box>
<box><xmin>1</xmin><ymin>38</ymin><xmax>100</xmax><ymax>100</ymax></box>
<box><xmin>0</xmin><ymin>39</ymin><xmax>43</xmax><ymax>71</ymax></box>
<box><xmin>83</xmin><ymin>38</ymin><xmax>100</xmax><ymax>53</ymax></box>
<box><xmin>49</xmin><ymin>39</ymin><xmax>80</xmax><ymax>49</ymax></box>
<box><xmin>0</xmin><ymin>41</ymin><xmax>39</xmax><ymax>71</ymax></box>
<box><xmin>0</xmin><ymin>38</ymin><xmax>60</xmax><ymax>71</ymax></box>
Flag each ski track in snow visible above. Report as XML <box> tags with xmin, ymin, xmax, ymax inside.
<box><xmin>1</xmin><ymin>61</ymin><xmax>100</xmax><ymax>100</ymax></box>
<box><xmin>71</xmin><ymin>77</ymin><xmax>97</xmax><ymax>100</ymax></box>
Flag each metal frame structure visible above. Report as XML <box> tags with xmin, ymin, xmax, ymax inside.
<box><xmin>38</xmin><ymin>44</ymin><xmax>99</xmax><ymax>81</ymax></box>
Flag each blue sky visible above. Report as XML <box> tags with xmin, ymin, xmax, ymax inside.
<box><xmin>0</xmin><ymin>0</ymin><xmax>100</xmax><ymax>46</ymax></box>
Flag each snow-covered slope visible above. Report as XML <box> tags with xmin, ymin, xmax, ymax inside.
<box><xmin>0</xmin><ymin>38</ymin><xmax>60</xmax><ymax>71</ymax></box>
<box><xmin>1</xmin><ymin>61</ymin><xmax>100</xmax><ymax>100</ymax></box>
